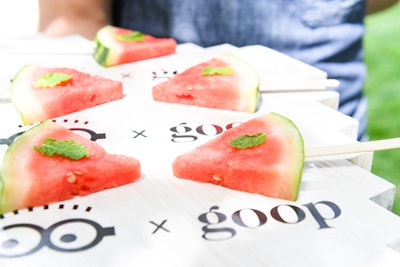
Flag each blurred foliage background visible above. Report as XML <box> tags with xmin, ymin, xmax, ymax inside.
<box><xmin>364</xmin><ymin>3</ymin><xmax>400</xmax><ymax>215</ymax></box>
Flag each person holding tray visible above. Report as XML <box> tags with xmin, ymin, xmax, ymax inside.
<box><xmin>38</xmin><ymin>0</ymin><xmax>398</xmax><ymax>141</ymax></box>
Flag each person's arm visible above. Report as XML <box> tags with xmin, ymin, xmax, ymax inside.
<box><xmin>38</xmin><ymin>0</ymin><xmax>111</xmax><ymax>40</ymax></box>
<box><xmin>367</xmin><ymin>0</ymin><xmax>398</xmax><ymax>14</ymax></box>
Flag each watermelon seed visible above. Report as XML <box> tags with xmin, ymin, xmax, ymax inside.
<box><xmin>66</xmin><ymin>172</ymin><xmax>76</xmax><ymax>183</ymax></box>
<box><xmin>212</xmin><ymin>174</ymin><xmax>223</xmax><ymax>182</ymax></box>
<box><xmin>66</xmin><ymin>171</ymin><xmax>83</xmax><ymax>184</ymax></box>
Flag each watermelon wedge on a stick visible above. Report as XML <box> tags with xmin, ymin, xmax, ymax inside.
<box><xmin>152</xmin><ymin>54</ymin><xmax>260</xmax><ymax>113</ymax></box>
<box><xmin>94</xmin><ymin>25</ymin><xmax>177</xmax><ymax>67</ymax></box>
<box><xmin>173</xmin><ymin>113</ymin><xmax>304</xmax><ymax>201</ymax></box>
<box><xmin>11</xmin><ymin>65</ymin><xmax>124</xmax><ymax>125</ymax></box>
<box><xmin>0</xmin><ymin>120</ymin><xmax>141</xmax><ymax>214</ymax></box>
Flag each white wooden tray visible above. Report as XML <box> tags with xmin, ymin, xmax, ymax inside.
<box><xmin>0</xmin><ymin>36</ymin><xmax>398</xmax><ymax>266</ymax></box>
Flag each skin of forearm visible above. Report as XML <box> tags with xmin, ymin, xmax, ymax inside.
<box><xmin>38</xmin><ymin>0</ymin><xmax>111</xmax><ymax>39</ymax></box>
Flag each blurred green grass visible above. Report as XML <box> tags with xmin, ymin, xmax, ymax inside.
<box><xmin>364</xmin><ymin>3</ymin><xmax>400</xmax><ymax>215</ymax></box>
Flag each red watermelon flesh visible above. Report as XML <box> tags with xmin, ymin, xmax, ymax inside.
<box><xmin>152</xmin><ymin>54</ymin><xmax>259</xmax><ymax>112</ymax></box>
<box><xmin>172</xmin><ymin>113</ymin><xmax>304</xmax><ymax>201</ymax></box>
<box><xmin>11</xmin><ymin>65</ymin><xmax>123</xmax><ymax>126</ymax></box>
<box><xmin>94</xmin><ymin>25</ymin><xmax>177</xmax><ymax>67</ymax></box>
<box><xmin>0</xmin><ymin>120</ymin><xmax>141</xmax><ymax>214</ymax></box>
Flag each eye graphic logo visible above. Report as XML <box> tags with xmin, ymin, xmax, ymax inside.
<box><xmin>0</xmin><ymin>119</ymin><xmax>106</xmax><ymax>147</ymax></box>
<box><xmin>0</xmin><ymin>206</ymin><xmax>115</xmax><ymax>258</ymax></box>
<box><xmin>0</xmin><ymin>121</ymin><xmax>115</xmax><ymax>258</ymax></box>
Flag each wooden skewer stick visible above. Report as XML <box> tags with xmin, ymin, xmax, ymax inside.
<box><xmin>260</xmin><ymin>79</ymin><xmax>340</xmax><ymax>92</ymax></box>
<box><xmin>0</xmin><ymin>79</ymin><xmax>340</xmax><ymax>101</ymax></box>
<box><xmin>305</xmin><ymin>138</ymin><xmax>400</xmax><ymax>158</ymax></box>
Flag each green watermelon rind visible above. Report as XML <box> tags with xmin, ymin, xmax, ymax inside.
<box><xmin>11</xmin><ymin>65</ymin><xmax>45</xmax><ymax>125</ymax></box>
<box><xmin>0</xmin><ymin>120</ymin><xmax>48</xmax><ymax>213</ymax></box>
<box><xmin>94</xmin><ymin>36</ymin><xmax>112</xmax><ymax>67</ymax></box>
<box><xmin>267</xmin><ymin>112</ymin><xmax>304</xmax><ymax>200</ymax></box>
<box><xmin>221</xmin><ymin>54</ymin><xmax>260</xmax><ymax>113</ymax></box>
<box><xmin>93</xmin><ymin>26</ymin><xmax>121</xmax><ymax>67</ymax></box>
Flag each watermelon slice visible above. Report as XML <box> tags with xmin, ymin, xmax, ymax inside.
<box><xmin>0</xmin><ymin>120</ymin><xmax>141</xmax><ymax>214</ymax></box>
<box><xmin>152</xmin><ymin>54</ymin><xmax>260</xmax><ymax>112</ymax></box>
<box><xmin>94</xmin><ymin>25</ymin><xmax>177</xmax><ymax>67</ymax></box>
<box><xmin>11</xmin><ymin>65</ymin><xmax>123</xmax><ymax>125</ymax></box>
<box><xmin>172</xmin><ymin>113</ymin><xmax>304</xmax><ymax>201</ymax></box>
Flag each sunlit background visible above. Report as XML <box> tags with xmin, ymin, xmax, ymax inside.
<box><xmin>0</xmin><ymin>0</ymin><xmax>39</xmax><ymax>39</ymax></box>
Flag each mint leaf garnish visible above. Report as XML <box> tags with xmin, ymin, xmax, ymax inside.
<box><xmin>34</xmin><ymin>138</ymin><xmax>89</xmax><ymax>160</ymax></box>
<box><xmin>201</xmin><ymin>66</ymin><xmax>234</xmax><ymax>76</ymax></box>
<box><xmin>229</xmin><ymin>133</ymin><xmax>267</xmax><ymax>149</ymax></box>
<box><xmin>114</xmin><ymin>31</ymin><xmax>145</xmax><ymax>41</ymax></box>
<box><xmin>35</xmin><ymin>72</ymin><xmax>72</xmax><ymax>88</ymax></box>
